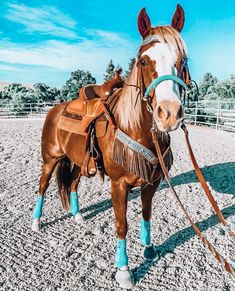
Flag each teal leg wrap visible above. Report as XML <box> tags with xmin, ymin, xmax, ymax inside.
<box><xmin>70</xmin><ymin>192</ymin><xmax>80</xmax><ymax>216</ymax></box>
<box><xmin>115</xmin><ymin>239</ymin><xmax>128</xmax><ymax>269</ymax></box>
<box><xmin>32</xmin><ymin>195</ymin><xmax>44</xmax><ymax>219</ymax></box>
<box><xmin>140</xmin><ymin>219</ymin><xmax>151</xmax><ymax>246</ymax></box>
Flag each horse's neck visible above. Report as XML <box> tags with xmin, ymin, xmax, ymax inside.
<box><xmin>116</xmin><ymin>65</ymin><xmax>153</xmax><ymax>142</ymax></box>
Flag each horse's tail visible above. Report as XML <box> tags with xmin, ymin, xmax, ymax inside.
<box><xmin>55</xmin><ymin>156</ymin><xmax>71</xmax><ymax>211</ymax></box>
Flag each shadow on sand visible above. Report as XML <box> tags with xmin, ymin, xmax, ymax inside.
<box><xmin>42</xmin><ymin>162</ymin><xmax>235</xmax><ymax>281</ymax></box>
<box><xmin>160</xmin><ymin>162</ymin><xmax>235</xmax><ymax>196</ymax></box>
<box><xmin>81</xmin><ymin>161</ymin><xmax>235</xmax><ymax>220</ymax></box>
<box><xmin>131</xmin><ymin>203</ymin><xmax>235</xmax><ymax>283</ymax></box>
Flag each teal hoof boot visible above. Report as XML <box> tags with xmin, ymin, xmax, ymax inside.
<box><xmin>143</xmin><ymin>245</ymin><xmax>158</xmax><ymax>261</ymax></box>
<box><xmin>74</xmin><ymin>213</ymin><xmax>84</xmax><ymax>223</ymax></box>
<box><xmin>32</xmin><ymin>219</ymin><xmax>41</xmax><ymax>232</ymax></box>
<box><xmin>115</xmin><ymin>267</ymin><xmax>134</xmax><ymax>289</ymax></box>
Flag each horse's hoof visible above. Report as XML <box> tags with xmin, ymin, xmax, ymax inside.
<box><xmin>115</xmin><ymin>267</ymin><xmax>134</xmax><ymax>289</ymax></box>
<box><xmin>75</xmin><ymin>213</ymin><xmax>84</xmax><ymax>223</ymax></box>
<box><xmin>143</xmin><ymin>245</ymin><xmax>159</xmax><ymax>261</ymax></box>
<box><xmin>32</xmin><ymin>219</ymin><xmax>41</xmax><ymax>232</ymax></box>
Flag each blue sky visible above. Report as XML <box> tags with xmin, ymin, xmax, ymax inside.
<box><xmin>0</xmin><ymin>0</ymin><xmax>235</xmax><ymax>87</ymax></box>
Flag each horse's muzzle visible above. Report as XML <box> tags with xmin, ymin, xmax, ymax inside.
<box><xmin>153</xmin><ymin>100</ymin><xmax>184</xmax><ymax>132</ymax></box>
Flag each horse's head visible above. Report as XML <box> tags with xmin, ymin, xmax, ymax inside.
<box><xmin>137</xmin><ymin>4</ymin><xmax>190</xmax><ymax>132</ymax></box>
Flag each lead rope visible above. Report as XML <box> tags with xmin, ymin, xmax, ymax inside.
<box><xmin>181</xmin><ymin>123</ymin><xmax>235</xmax><ymax>239</ymax></box>
<box><xmin>151</xmin><ymin>129</ymin><xmax>235</xmax><ymax>278</ymax></box>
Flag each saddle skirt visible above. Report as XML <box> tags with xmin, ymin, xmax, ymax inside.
<box><xmin>57</xmin><ymin>111</ymin><xmax>108</xmax><ymax>137</ymax></box>
<box><xmin>63</xmin><ymin>98</ymin><xmax>105</xmax><ymax>134</ymax></box>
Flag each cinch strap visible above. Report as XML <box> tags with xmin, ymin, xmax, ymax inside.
<box><xmin>32</xmin><ymin>195</ymin><xmax>44</xmax><ymax>219</ymax></box>
<box><xmin>70</xmin><ymin>192</ymin><xmax>80</xmax><ymax>216</ymax></box>
<box><xmin>144</xmin><ymin>74</ymin><xmax>188</xmax><ymax>98</ymax></box>
<box><xmin>140</xmin><ymin>219</ymin><xmax>151</xmax><ymax>246</ymax></box>
<box><xmin>115</xmin><ymin>239</ymin><xmax>128</xmax><ymax>269</ymax></box>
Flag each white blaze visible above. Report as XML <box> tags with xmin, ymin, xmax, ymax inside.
<box><xmin>143</xmin><ymin>43</ymin><xmax>180</xmax><ymax>103</ymax></box>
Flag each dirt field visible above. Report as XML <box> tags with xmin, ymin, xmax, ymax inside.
<box><xmin>0</xmin><ymin>118</ymin><xmax>235</xmax><ymax>291</ymax></box>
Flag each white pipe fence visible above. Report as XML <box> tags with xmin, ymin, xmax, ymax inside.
<box><xmin>184</xmin><ymin>100</ymin><xmax>235</xmax><ymax>132</ymax></box>
<box><xmin>0</xmin><ymin>102</ymin><xmax>59</xmax><ymax>119</ymax></box>
<box><xmin>0</xmin><ymin>100</ymin><xmax>235</xmax><ymax>132</ymax></box>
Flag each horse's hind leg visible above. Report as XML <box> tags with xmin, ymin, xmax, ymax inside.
<box><xmin>140</xmin><ymin>179</ymin><xmax>161</xmax><ymax>260</ymax></box>
<box><xmin>69</xmin><ymin>164</ymin><xmax>84</xmax><ymax>223</ymax></box>
<box><xmin>32</xmin><ymin>158</ymin><xmax>59</xmax><ymax>231</ymax></box>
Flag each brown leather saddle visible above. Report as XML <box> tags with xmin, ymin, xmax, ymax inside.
<box><xmin>57</xmin><ymin>69</ymin><xmax>124</xmax><ymax>178</ymax></box>
<box><xmin>57</xmin><ymin>88</ymin><xmax>122</xmax><ymax>178</ymax></box>
<box><xmin>66</xmin><ymin>97</ymin><xmax>105</xmax><ymax>134</ymax></box>
<box><xmin>65</xmin><ymin>68</ymin><xmax>124</xmax><ymax>133</ymax></box>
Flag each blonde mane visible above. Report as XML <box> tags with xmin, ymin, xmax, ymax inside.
<box><xmin>116</xmin><ymin>26</ymin><xmax>187</xmax><ymax>131</ymax></box>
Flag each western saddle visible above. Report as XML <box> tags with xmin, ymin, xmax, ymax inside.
<box><xmin>58</xmin><ymin>69</ymin><xmax>124</xmax><ymax>180</ymax></box>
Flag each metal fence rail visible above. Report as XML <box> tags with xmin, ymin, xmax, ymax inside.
<box><xmin>0</xmin><ymin>102</ymin><xmax>59</xmax><ymax>118</ymax></box>
<box><xmin>1</xmin><ymin>101</ymin><xmax>235</xmax><ymax>132</ymax></box>
<box><xmin>184</xmin><ymin>100</ymin><xmax>235</xmax><ymax>132</ymax></box>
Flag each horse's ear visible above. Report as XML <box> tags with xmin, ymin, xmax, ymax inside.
<box><xmin>138</xmin><ymin>8</ymin><xmax>151</xmax><ymax>39</ymax></box>
<box><xmin>171</xmin><ymin>4</ymin><xmax>185</xmax><ymax>32</ymax></box>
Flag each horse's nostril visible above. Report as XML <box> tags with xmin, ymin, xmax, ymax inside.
<box><xmin>157</xmin><ymin>105</ymin><xmax>169</xmax><ymax>120</ymax></box>
<box><xmin>177</xmin><ymin>105</ymin><xmax>184</xmax><ymax>119</ymax></box>
<box><xmin>157</xmin><ymin>105</ymin><xmax>163</xmax><ymax>116</ymax></box>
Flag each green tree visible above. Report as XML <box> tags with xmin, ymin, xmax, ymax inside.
<box><xmin>103</xmin><ymin>60</ymin><xmax>115</xmax><ymax>81</ymax></box>
<box><xmin>124</xmin><ymin>57</ymin><xmax>136</xmax><ymax>80</ymax></box>
<box><xmin>33</xmin><ymin>83</ymin><xmax>59</xmax><ymax>102</ymax></box>
<box><xmin>198</xmin><ymin>72</ymin><xmax>218</xmax><ymax>100</ymax></box>
<box><xmin>60</xmin><ymin>69</ymin><xmax>96</xmax><ymax>101</ymax></box>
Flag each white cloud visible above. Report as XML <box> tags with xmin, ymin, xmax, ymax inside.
<box><xmin>0</xmin><ymin>31</ymin><xmax>138</xmax><ymax>83</ymax></box>
<box><xmin>1</xmin><ymin>3</ymin><xmax>139</xmax><ymax>84</ymax></box>
<box><xmin>0</xmin><ymin>64</ymin><xmax>22</xmax><ymax>72</ymax></box>
<box><xmin>5</xmin><ymin>3</ymin><xmax>78</xmax><ymax>39</ymax></box>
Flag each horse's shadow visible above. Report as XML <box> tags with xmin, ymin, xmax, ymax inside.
<box><xmin>131</xmin><ymin>203</ymin><xmax>235</xmax><ymax>283</ymax></box>
<box><xmin>42</xmin><ymin>162</ymin><xmax>235</xmax><ymax>281</ymax></box>
<box><xmin>81</xmin><ymin>162</ymin><xmax>235</xmax><ymax>220</ymax></box>
<box><xmin>41</xmin><ymin>213</ymin><xmax>72</xmax><ymax>229</ymax></box>
<box><xmin>159</xmin><ymin>162</ymin><xmax>235</xmax><ymax>196</ymax></box>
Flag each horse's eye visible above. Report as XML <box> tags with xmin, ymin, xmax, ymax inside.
<box><xmin>140</xmin><ymin>59</ymin><xmax>147</xmax><ymax>66</ymax></box>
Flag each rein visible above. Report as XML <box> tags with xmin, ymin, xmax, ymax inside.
<box><xmin>152</xmin><ymin>128</ymin><xmax>235</xmax><ymax>276</ymax></box>
<box><xmin>152</xmin><ymin>125</ymin><xmax>235</xmax><ymax>277</ymax></box>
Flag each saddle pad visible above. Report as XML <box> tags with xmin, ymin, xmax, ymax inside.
<box><xmin>57</xmin><ymin>115</ymin><xmax>108</xmax><ymax>137</ymax></box>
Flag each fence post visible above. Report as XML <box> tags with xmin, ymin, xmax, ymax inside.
<box><xmin>194</xmin><ymin>102</ymin><xmax>198</xmax><ymax>125</ymax></box>
<box><xmin>216</xmin><ymin>100</ymin><xmax>220</xmax><ymax>130</ymax></box>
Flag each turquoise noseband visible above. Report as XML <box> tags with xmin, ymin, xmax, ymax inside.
<box><xmin>143</xmin><ymin>74</ymin><xmax>188</xmax><ymax>100</ymax></box>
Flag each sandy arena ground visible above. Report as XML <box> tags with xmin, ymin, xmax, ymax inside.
<box><xmin>0</xmin><ymin>118</ymin><xmax>235</xmax><ymax>291</ymax></box>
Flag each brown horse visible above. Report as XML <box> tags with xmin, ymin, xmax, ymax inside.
<box><xmin>32</xmin><ymin>4</ymin><xmax>189</xmax><ymax>288</ymax></box>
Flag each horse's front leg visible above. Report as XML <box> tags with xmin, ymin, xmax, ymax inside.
<box><xmin>140</xmin><ymin>179</ymin><xmax>161</xmax><ymax>261</ymax></box>
<box><xmin>111</xmin><ymin>179</ymin><xmax>133</xmax><ymax>289</ymax></box>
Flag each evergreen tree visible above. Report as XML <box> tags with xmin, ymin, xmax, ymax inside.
<box><xmin>103</xmin><ymin>60</ymin><xmax>115</xmax><ymax>81</ymax></box>
<box><xmin>124</xmin><ymin>57</ymin><xmax>136</xmax><ymax>80</ymax></box>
